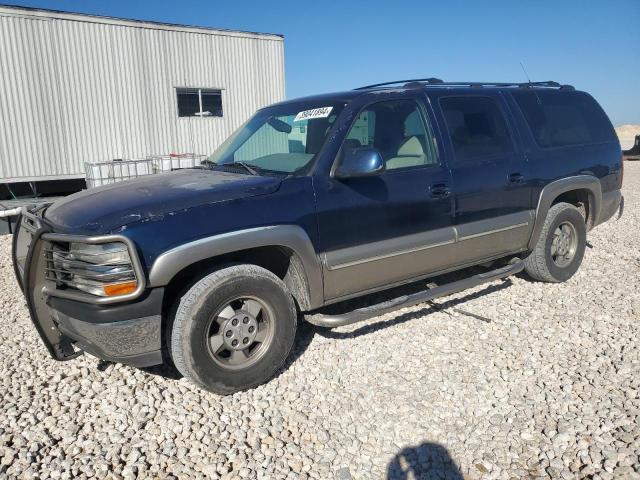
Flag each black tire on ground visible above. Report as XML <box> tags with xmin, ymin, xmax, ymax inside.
<box><xmin>170</xmin><ymin>264</ymin><xmax>297</xmax><ymax>395</ymax></box>
<box><xmin>524</xmin><ymin>202</ymin><xmax>587</xmax><ymax>283</ymax></box>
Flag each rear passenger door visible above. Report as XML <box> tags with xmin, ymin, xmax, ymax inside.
<box><xmin>434</xmin><ymin>92</ymin><xmax>534</xmax><ymax>263</ymax></box>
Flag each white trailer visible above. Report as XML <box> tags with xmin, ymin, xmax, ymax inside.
<box><xmin>0</xmin><ymin>5</ymin><xmax>285</xmax><ymax>184</ymax></box>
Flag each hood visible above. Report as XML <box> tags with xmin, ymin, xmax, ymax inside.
<box><xmin>45</xmin><ymin>169</ymin><xmax>282</xmax><ymax>234</ymax></box>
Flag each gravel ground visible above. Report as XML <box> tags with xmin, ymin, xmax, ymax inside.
<box><xmin>1</xmin><ymin>164</ymin><xmax>639</xmax><ymax>480</ymax></box>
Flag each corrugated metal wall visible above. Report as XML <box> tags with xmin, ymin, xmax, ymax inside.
<box><xmin>0</xmin><ymin>7</ymin><xmax>285</xmax><ymax>182</ymax></box>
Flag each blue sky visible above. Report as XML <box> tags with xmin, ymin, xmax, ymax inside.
<box><xmin>6</xmin><ymin>0</ymin><xmax>640</xmax><ymax>126</ymax></box>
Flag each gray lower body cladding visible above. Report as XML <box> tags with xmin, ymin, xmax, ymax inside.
<box><xmin>322</xmin><ymin>210</ymin><xmax>534</xmax><ymax>300</ymax></box>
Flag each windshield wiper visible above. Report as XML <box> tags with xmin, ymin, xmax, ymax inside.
<box><xmin>200</xmin><ymin>159</ymin><xmax>217</xmax><ymax>169</ymax></box>
<box><xmin>201</xmin><ymin>159</ymin><xmax>260</xmax><ymax>175</ymax></box>
<box><xmin>234</xmin><ymin>161</ymin><xmax>259</xmax><ymax>175</ymax></box>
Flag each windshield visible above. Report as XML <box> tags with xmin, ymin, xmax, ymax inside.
<box><xmin>207</xmin><ymin>102</ymin><xmax>346</xmax><ymax>175</ymax></box>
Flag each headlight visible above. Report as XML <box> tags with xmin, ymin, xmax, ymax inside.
<box><xmin>48</xmin><ymin>241</ymin><xmax>138</xmax><ymax>297</ymax></box>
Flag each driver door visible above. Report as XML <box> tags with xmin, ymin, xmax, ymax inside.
<box><xmin>313</xmin><ymin>96</ymin><xmax>455</xmax><ymax>301</ymax></box>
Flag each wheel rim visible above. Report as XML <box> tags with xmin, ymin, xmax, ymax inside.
<box><xmin>206</xmin><ymin>296</ymin><xmax>274</xmax><ymax>370</ymax></box>
<box><xmin>550</xmin><ymin>221</ymin><xmax>578</xmax><ymax>267</ymax></box>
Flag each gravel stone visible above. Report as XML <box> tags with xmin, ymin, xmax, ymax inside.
<box><xmin>0</xmin><ymin>163</ymin><xmax>639</xmax><ymax>479</ymax></box>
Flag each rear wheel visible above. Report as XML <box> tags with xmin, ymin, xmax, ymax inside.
<box><xmin>170</xmin><ymin>265</ymin><xmax>297</xmax><ymax>394</ymax></box>
<box><xmin>524</xmin><ymin>202</ymin><xmax>586</xmax><ymax>283</ymax></box>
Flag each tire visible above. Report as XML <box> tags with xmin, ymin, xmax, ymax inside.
<box><xmin>524</xmin><ymin>202</ymin><xmax>586</xmax><ymax>283</ymax></box>
<box><xmin>170</xmin><ymin>264</ymin><xmax>297</xmax><ymax>394</ymax></box>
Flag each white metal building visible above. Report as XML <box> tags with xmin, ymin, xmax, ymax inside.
<box><xmin>0</xmin><ymin>5</ymin><xmax>285</xmax><ymax>183</ymax></box>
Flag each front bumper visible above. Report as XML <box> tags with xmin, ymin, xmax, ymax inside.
<box><xmin>49</xmin><ymin>289</ymin><xmax>164</xmax><ymax>367</ymax></box>
<box><xmin>12</xmin><ymin>209</ymin><xmax>164</xmax><ymax>367</ymax></box>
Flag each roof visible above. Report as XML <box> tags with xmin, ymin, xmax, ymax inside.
<box><xmin>0</xmin><ymin>4</ymin><xmax>283</xmax><ymax>41</ymax></box>
<box><xmin>269</xmin><ymin>90</ymin><xmax>367</xmax><ymax>108</ymax></box>
<box><xmin>272</xmin><ymin>79</ymin><xmax>579</xmax><ymax>109</ymax></box>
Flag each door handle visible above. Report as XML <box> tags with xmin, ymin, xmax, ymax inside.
<box><xmin>430</xmin><ymin>184</ymin><xmax>451</xmax><ymax>198</ymax></box>
<box><xmin>509</xmin><ymin>173</ymin><xmax>525</xmax><ymax>184</ymax></box>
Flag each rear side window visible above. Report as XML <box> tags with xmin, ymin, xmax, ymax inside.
<box><xmin>440</xmin><ymin>96</ymin><xmax>513</xmax><ymax>162</ymax></box>
<box><xmin>512</xmin><ymin>91</ymin><xmax>615</xmax><ymax>148</ymax></box>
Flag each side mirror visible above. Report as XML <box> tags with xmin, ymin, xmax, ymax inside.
<box><xmin>334</xmin><ymin>147</ymin><xmax>385</xmax><ymax>179</ymax></box>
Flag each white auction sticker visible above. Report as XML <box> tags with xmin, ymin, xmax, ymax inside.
<box><xmin>293</xmin><ymin>106</ymin><xmax>333</xmax><ymax>122</ymax></box>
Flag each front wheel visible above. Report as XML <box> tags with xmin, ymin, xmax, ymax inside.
<box><xmin>170</xmin><ymin>265</ymin><xmax>297</xmax><ymax>394</ymax></box>
<box><xmin>524</xmin><ymin>202</ymin><xmax>586</xmax><ymax>283</ymax></box>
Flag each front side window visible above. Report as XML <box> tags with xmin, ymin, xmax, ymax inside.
<box><xmin>177</xmin><ymin>88</ymin><xmax>223</xmax><ymax>117</ymax></box>
<box><xmin>344</xmin><ymin>99</ymin><xmax>438</xmax><ymax>170</ymax></box>
<box><xmin>440</xmin><ymin>96</ymin><xmax>513</xmax><ymax>162</ymax></box>
<box><xmin>512</xmin><ymin>90</ymin><xmax>615</xmax><ymax>148</ymax></box>
<box><xmin>207</xmin><ymin>103</ymin><xmax>345</xmax><ymax>174</ymax></box>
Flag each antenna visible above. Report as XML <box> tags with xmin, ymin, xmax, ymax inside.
<box><xmin>520</xmin><ymin>61</ymin><xmax>532</xmax><ymax>84</ymax></box>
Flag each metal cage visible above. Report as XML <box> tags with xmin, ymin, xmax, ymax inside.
<box><xmin>84</xmin><ymin>153</ymin><xmax>207</xmax><ymax>188</ymax></box>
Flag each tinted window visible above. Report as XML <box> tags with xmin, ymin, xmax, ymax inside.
<box><xmin>440</xmin><ymin>96</ymin><xmax>512</xmax><ymax>162</ymax></box>
<box><xmin>177</xmin><ymin>88</ymin><xmax>223</xmax><ymax>117</ymax></box>
<box><xmin>344</xmin><ymin>100</ymin><xmax>438</xmax><ymax>170</ymax></box>
<box><xmin>512</xmin><ymin>91</ymin><xmax>615</xmax><ymax>148</ymax></box>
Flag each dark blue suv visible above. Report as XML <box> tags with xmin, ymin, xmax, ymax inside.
<box><xmin>13</xmin><ymin>79</ymin><xmax>624</xmax><ymax>394</ymax></box>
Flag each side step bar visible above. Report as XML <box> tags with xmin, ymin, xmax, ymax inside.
<box><xmin>305</xmin><ymin>260</ymin><xmax>524</xmax><ymax>328</ymax></box>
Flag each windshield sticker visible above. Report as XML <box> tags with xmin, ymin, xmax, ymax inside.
<box><xmin>294</xmin><ymin>106</ymin><xmax>333</xmax><ymax>122</ymax></box>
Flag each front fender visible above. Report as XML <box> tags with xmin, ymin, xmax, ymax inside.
<box><xmin>147</xmin><ymin>225</ymin><xmax>324</xmax><ymax>309</ymax></box>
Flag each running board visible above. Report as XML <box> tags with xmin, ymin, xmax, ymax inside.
<box><xmin>305</xmin><ymin>260</ymin><xmax>524</xmax><ymax>328</ymax></box>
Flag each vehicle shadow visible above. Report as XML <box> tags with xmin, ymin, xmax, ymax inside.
<box><xmin>140</xmin><ymin>358</ymin><xmax>183</xmax><ymax>380</ymax></box>
<box><xmin>387</xmin><ymin>442</ymin><xmax>464</xmax><ymax>480</ymax></box>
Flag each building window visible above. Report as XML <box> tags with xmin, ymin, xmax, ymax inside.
<box><xmin>176</xmin><ymin>88</ymin><xmax>223</xmax><ymax>117</ymax></box>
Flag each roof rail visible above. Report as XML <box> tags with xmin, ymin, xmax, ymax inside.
<box><xmin>355</xmin><ymin>79</ymin><xmax>574</xmax><ymax>90</ymax></box>
<box><xmin>354</xmin><ymin>78</ymin><xmax>444</xmax><ymax>90</ymax></box>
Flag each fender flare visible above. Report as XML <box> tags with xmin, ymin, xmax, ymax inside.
<box><xmin>528</xmin><ymin>175</ymin><xmax>602</xmax><ymax>250</ymax></box>
<box><xmin>147</xmin><ymin>225</ymin><xmax>324</xmax><ymax>310</ymax></box>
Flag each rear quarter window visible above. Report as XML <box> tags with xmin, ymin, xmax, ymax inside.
<box><xmin>512</xmin><ymin>91</ymin><xmax>616</xmax><ymax>148</ymax></box>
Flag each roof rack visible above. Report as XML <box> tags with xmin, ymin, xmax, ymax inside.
<box><xmin>355</xmin><ymin>78</ymin><xmax>444</xmax><ymax>90</ymax></box>
<box><xmin>355</xmin><ymin>79</ymin><xmax>575</xmax><ymax>91</ymax></box>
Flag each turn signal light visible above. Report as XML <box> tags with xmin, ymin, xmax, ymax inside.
<box><xmin>103</xmin><ymin>281</ymin><xmax>138</xmax><ymax>297</ymax></box>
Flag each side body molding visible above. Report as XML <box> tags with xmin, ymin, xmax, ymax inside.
<box><xmin>528</xmin><ymin>175</ymin><xmax>602</xmax><ymax>250</ymax></box>
<box><xmin>147</xmin><ymin>225</ymin><xmax>324</xmax><ymax>310</ymax></box>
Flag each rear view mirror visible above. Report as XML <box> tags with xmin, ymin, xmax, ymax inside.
<box><xmin>334</xmin><ymin>147</ymin><xmax>385</xmax><ymax>179</ymax></box>
<box><xmin>267</xmin><ymin>117</ymin><xmax>292</xmax><ymax>134</ymax></box>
